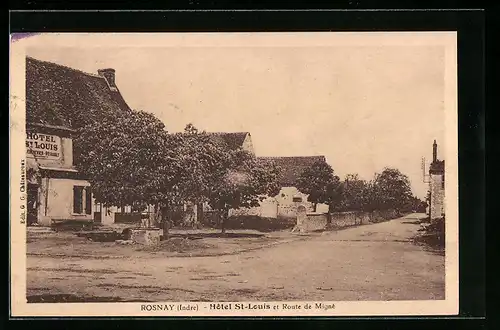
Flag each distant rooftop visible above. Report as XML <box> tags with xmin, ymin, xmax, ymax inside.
<box><xmin>206</xmin><ymin>132</ymin><xmax>250</xmax><ymax>151</ymax></box>
<box><xmin>257</xmin><ymin>156</ymin><xmax>327</xmax><ymax>187</ymax></box>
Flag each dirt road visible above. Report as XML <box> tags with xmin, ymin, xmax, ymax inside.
<box><xmin>27</xmin><ymin>213</ymin><xmax>444</xmax><ymax>302</ymax></box>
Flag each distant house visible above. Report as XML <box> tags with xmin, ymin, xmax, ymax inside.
<box><xmin>229</xmin><ymin>156</ymin><xmax>330</xmax><ymax>219</ymax></box>
<box><xmin>428</xmin><ymin>140</ymin><xmax>445</xmax><ymax>221</ymax></box>
<box><xmin>194</xmin><ymin>134</ymin><xmax>330</xmax><ymax>221</ymax></box>
<box><xmin>25</xmin><ymin>56</ymin><xmax>135</xmax><ymax>226</ymax></box>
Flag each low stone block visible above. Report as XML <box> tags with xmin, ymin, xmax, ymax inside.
<box><xmin>115</xmin><ymin>239</ymin><xmax>134</xmax><ymax>245</ymax></box>
<box><xmin>305</xmin><ymin>213</ymin><xmax>328</xmax><ymax>231</ymax></box>
<box><xmin>130</xmin><ymin>228</ymin><xmax>161</xmax><ymax>245</ymax></box>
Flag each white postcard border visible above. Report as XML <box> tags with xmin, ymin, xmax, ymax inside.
<box><xmin>10</xmin><ymin>31</ymin><xmax>458</xmax><ymax>317</ymax></box>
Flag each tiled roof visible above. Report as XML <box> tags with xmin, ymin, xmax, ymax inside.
<box><xmin>26</xmin><ymin>56</ymin><xmax>132</xmax><ymax>130</ymax></box>
<box><xmin>206</xmin><ymin>132</ymin><xmax>249</xmax><ymax>151</ymax></box>
<box><xmin>257</xmin><ymin>156</ymin><xmax>327</xmax><ymax>187</ymax></box>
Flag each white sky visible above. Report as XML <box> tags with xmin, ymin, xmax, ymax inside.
<box><xmin>17</xmin><ymin>32</ymin><xmax>454</xmax><ymax>199</ymax></box>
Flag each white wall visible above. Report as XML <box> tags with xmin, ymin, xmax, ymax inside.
<box><xmin>228</xmin><ymin>187</ymin><xmax>329</xmax><ymax>219</ymax></box>
<box><xmin>37</xmin><ymin>177</ymin><xmax>93</xmax><ymax>226</ymax></box>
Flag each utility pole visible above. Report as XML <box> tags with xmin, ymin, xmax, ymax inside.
<box><xmin>421</xmin><ymin>157</ymin><xmax>430</xmax><ymax>183</ymax></box>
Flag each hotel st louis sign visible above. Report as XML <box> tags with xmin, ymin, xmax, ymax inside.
<box><xmin>26</xmin><ymin>131</ymin><xmax>61</xmax><ymax>160</ymax></box>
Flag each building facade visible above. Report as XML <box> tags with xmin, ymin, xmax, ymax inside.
<box><xmin>26</xmin><ymin>123</ymin><xmax>93</xmax><ymax>226</ymax></box>
<box><xmin>429</xmin><ymin>140</ymin><xmax>445</xmax><ymax>220</ymax></box>
<box><xmin>25</xmin><ymin>56</ymin><xmax>334</xmax><ymax>227</ymax></box>
<box><xmin>26</xmin><ymin>56</ymin><xmax>135</xmax><ymax>226</ymax></box>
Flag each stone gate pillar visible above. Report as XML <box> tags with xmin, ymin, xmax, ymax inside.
<box><xmin>295</xmin><ymin>205</ymin><xmax>307</xmax><ymax>233</ymax></box>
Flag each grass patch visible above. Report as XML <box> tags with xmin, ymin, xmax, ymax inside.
<box><xmin>222</xmin><ymin>215</ymin><xmax>295</xmax><ymax>232</ymax></box>
<box><xmin>138</xmin><ymin>237</ymin><xmax>213</xmax><ymax>253</ymax></box>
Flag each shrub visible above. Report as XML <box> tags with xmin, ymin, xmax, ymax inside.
<box><xmin>416</xmin><ymin>217</ymin><xmax>445</xmax><ymax>249</ymax></box>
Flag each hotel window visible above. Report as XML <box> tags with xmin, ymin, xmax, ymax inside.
<box><xmin>292</xmin><ymin>196</ymin><xmax>302</xmax><ymax>203</ymax></box>
<box><xmin>73</xmin><ymin>186</ymin><xmax>84</xmax><ymax>214</ymax></box>
<box><xmin>73</xmin><ymin>186</ymin><xmax>92</xmax><ymax>214</ymax></box>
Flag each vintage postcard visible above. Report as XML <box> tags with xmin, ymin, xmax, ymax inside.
<box><xmin>10</xmin><ymin>32</ymin><xmax>458</xmax><ymax>317</ymax></box>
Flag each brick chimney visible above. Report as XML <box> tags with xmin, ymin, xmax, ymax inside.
<box><xmin>433</xmin><ymin>139</ymin><xmax>437</xmax><ymax>163</ymax></box>
<box><xmin>98</xmin><ymin>68</ymin><xmax>117</xmax><ymax>90</ymax></box>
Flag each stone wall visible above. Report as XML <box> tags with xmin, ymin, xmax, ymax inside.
<box><xmin>296</xmin><ymin>209</ymin><xmax>400</xmax><ymax>232</ymax></box>
<box><xmin>430</xmin><ymin>173</ymin><xmax>445</xmax><ymax>220</ymax></box>
<box><xmin>329</xmin><ymin>211</ymin><xmax>369</xmax><ymax>228</ymax></box>
<box><xmin>303</xmin><ymin>213</ymin><xmax>328</xmax><ymax>232</ymax></box>
<box><xmin>368</xmin><ymin>209</ymin><xmax>399</xmax><ymax>223</ymax></box>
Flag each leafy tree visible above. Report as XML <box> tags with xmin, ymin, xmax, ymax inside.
<box><xmin>75</xmin><ymin>109</ymin><xmax>174</xmax><ymax>210</ymax></box>
<box><xmin>207</xmin><ymin>149</ymin><xmax>282</xmax><ymax>233</ymax></box>
<box><xmin>296</xmin><ymin>159</ymin><xmax>340</xmax><ymax>212</ymax></box>
<box><xmin>338</xmin><ymin>173</ymin><xmax>368</xmax><ymax>211</ymax></box>
<box><xmin>361</xmin><ymin>179</ymin><xmax>379</xmax><ymax>212</ymax></box>
<box><xmin>183</xmin><ymin>123</ymin><xmax>199</xmax><ymax>135</ymax></box>
<box><xmin>158</xmin><ymin>124</ymin><xmax>281</xmax><ymax>234</ymax></box>
<box><xmin>415</xmin><ymin>196</ymin><xmax>428</xmax><ymax>213</ymax></box>
<box><xmin>158</xmin><ymin>125</ymin><xmax>233</xmax><ymax>233</ymax></box>
<box><xmin>372</xmin><ymin>167</ymin><xmax>414</xmax><ymax>214</ymax></box>
<box><xmin>75</xmin><ymin>116</ymin><xmax>281</xmax><ymax>236</ymax></box>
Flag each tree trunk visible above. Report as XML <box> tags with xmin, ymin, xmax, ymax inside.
<box><xmin>154</xmin><ymin>203</ymin><xmax>162</xmax><ymax>228</ymax></box>
<box><xmin>220</xmin><ymin>209</ymin><xmax>228</xmax><ymax>234</ymax></box>
<box><xmin>162</xmin><ymin>205</ymin><xmax>171</xmax><ymax>240</ymax></box>
<box><xmin>326</xmin><ymin>205</ymin><xmax>332</xmax><ymax>226</ymax></box>
<box><xmin>196</xmin><ymin>202</ymin><xmax>204</xmax><ymax>223</ymax></box>
<box><xmin>313</xmin><ymin>203</ymin><xmax>317</xmax><ymax>212</ymax></box>
<box><xmin>162</xmin><ymin>220</ymin><xmax>169</xmax><ymax>239</ymax></box>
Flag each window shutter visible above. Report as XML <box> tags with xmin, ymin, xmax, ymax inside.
<box><xmin>85</xmin><ymin>187</ymin><xmax>92</xmax><ymax>215</ymax></box>
<box><xmin>73</xmin><ymin>186</ymin><xmax>83</xmax><ymax>214</ymax></box>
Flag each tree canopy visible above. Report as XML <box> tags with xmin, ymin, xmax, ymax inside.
<box><xmin>337</xmin><ymin>174</ymin><xmax>369</xmax><ymax>212</ymax></box>
<box><xmin>373</xmin><ymin>167</ymin><xmax>414</xmax><ymax>212</ymax></box>
<box><xmin>296</xmin><ymin>159</ymin><xmax>341</xmax><ymax>212</ymax></box>
<box><xmin>75</xmin><ymin>109</ymin><xmax>173</xmax><ymax>209</ymax></box>
<box><xmin>72</xmin><ymin>104</ymin><xmax>420</xmax><ymax>229</ymax></box>
<box><xmin>330</xmin><ymin>168</ymin><xmax>421</xmax><ymax>214</ymax></box>
<box><xmin>76</xmin><ymin>117</ymin><xmax>281</xmax><ymax>233</ymax></box>
<box><xmin>205</xmin><ymin>147</ymin><xmax>282</xmax><ymax>233</ymax></box>
<box><xmin>295</xmin><ymin>163</ymin><xmax>422</xmax><ymax>215</ymax></box>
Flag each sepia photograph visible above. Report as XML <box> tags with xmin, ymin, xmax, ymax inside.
<box><xmin>10</xmin><ymin>32</ymin><xmax>458</xmax><ymax>316</ymax></box>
